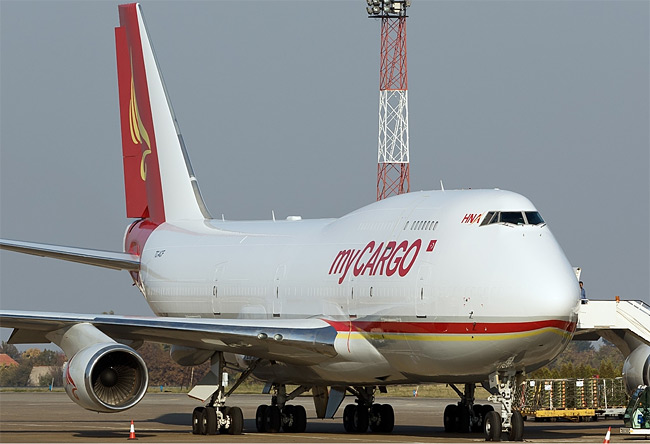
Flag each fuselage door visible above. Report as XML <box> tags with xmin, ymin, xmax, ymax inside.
<box><xmin>212</xmin><ymin>263</ymin><xmax>226</xmax><ymax>316</ymax></box>
<box><xmin>273</xmin><ymin>265</ymin><xmax>286</xmax><ymax>317</ymax></box>
<box><xmin>416</xmin><ymin>264</ymin><xmax>432</xmax><ymax>318</ymax></box>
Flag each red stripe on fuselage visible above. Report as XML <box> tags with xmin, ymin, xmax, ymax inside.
<box><xmin>323</xmin><ymin>319</ymin><xmax>576</xmax><ymax>335</ymax></box>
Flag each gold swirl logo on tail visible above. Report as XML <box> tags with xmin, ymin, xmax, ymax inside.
<box><xmin>128</xmin><ymin>60</ymin><xmax>152</xmax><ymax>181</ymax></box>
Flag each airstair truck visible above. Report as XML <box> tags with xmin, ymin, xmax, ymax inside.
<box><xmin>621</xmin><ymin>385</ymin><xmax>650</xmax><ymax>437</ymax></box>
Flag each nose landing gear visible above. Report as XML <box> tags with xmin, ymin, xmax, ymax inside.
<box><xmin>484</xmin><ymin>371</ymin><xmax>525</xmax><ymax>442</ymax></box>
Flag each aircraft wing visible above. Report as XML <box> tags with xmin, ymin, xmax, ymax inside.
<box><xmin>0</xmin><ymin>239</ymin><xmax>140</xmax><ymax>271</ymax></box>
<box><xmin>0</xmin><ymin>311</ymin><xmax>338</xmax><ymax>366</ymax></box>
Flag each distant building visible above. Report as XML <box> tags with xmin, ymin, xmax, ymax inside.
<box><xmin>0</xmin><ymin>353</ymin><xmax>18</xmax><ymax>368</ymax></box>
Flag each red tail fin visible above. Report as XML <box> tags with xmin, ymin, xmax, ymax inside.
<box><xmin>115</xmin><ymin>3</ymin><xmax>210</xmax><ymax>223</ymax></box>
<box><xmin>115</xmin><ymin>3</ymin><xmax>164</xmax><ymax>222</ymax></box>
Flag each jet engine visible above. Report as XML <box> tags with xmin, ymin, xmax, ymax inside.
<box><xmin>622</xmin><ymin>344</ymin><xmax>650</xmax><ymax>394</ymax></box>
<box><xmin>63</xmin><ymin>342</ymin><xmax>148</xmax><ymax>413</ymax></box>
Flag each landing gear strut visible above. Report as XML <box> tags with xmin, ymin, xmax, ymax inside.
<box><xmin>191</xmin><ymin>352</ymin><xmax>255</xmax><ymax>435</ymax></box>
<box><xmin>255</xmin><ymin>384</ymin><xmax>310</xmax><ymax>433</ymax></box>
<box><xmin>443</xmin><ymin>383</ymin><xmax>493</xmax><ymax>434</ymax></box>
<box><xmin>342</xmin><ymin>386</ymin><xmax>395</xmax><ymax>433</ymax></box>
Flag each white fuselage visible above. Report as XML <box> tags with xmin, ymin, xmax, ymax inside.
<box><xmin>134</xmin><ymin>189</ymin><xmax>580</xmax><ymax>385</ymax></box>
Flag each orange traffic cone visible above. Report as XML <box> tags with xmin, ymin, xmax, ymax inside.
<box><xmin>128</xmin><ymin>420</ymin><xmax>137</xmax><ymax>440</ymax></box>
<box><xmin>603</xmin><ymin>426</ymin><xmax>611</xmax><ymax>443</ymax></box>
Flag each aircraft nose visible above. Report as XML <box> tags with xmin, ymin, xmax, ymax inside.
<box><xmin>523</xmin><ymin>230</ymin><xmax>580</xmax><ymax>322</ymax></box>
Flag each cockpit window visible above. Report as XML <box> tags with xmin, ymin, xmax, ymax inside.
<box><xmin>500</xmin><ymin>212</ymin><xmax>525</xmax><ymax>225</ymax></box>
<box><xmin>480</xmin><ymin>211</ymin><xmax>545</xmax><ymax>226</ymax></box>
<box><xmin>525</xmin><ymin>211</ymin><xmax>545</xmax><ymax>225</ymax></box>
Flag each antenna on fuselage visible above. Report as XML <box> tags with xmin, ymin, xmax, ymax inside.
<box><xmin>440</xmin><ymin>180</ymin><xmax>445</xmax><ymax>191</ymax></box>
<box><xmin>272</xmin><ymin>210</ymin><xmax>276</xmax><ymax>222</ymax></box>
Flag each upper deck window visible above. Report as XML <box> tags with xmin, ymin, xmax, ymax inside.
<box><xmin>480</xmin><ymin>211</ymin><xmax>545</xmax><ymax>226</ymax></box>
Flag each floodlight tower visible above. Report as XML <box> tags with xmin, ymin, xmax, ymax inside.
<box><xmin>366</xmin><ymin>0</ymin><xmax>411</xmax><ymax>201</ymax></box>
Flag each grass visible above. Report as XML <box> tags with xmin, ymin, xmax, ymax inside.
<box><xmin>146</xmin><ymin>381</ymin><xmax>492</xmax><ymax>399</ymax></box>
<box><xmin>3</xmin><ymin>382</ymin><xmax>492</xmax><ymax>400</ymax></box>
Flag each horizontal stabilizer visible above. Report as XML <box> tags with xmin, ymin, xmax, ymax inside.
<box><xmin>0</xmin><ymin>239</ymin><xmax>140</xmax><ymax>271</ymax></box>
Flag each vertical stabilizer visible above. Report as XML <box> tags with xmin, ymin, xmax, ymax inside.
<box><xmin>115</xmin><ymin>3</ymin><xmax>210</xmax><ymax>223</ymax></box>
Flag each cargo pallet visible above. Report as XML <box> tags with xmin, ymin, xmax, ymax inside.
<box><xmin>523</xmin><ymin>408</ymin><xmax>597</xmax><ymax>422</ymax></box>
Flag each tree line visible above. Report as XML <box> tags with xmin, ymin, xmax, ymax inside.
<box><xmin>1</xmin><ymin>339</ymin><xmax>624</xmax><ymax>388</ymax></box>
<box><xmin>0</xmin><ymin>341</ymin><xmax>210</xmax><ymax>388</ymax></box>
<box><xmin>528</xmin><ymin>340</ymin><xmax>624</xmax><ymax>380</ymax></box>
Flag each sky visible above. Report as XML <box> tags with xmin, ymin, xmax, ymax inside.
<box><xmin>1</xmin><ymin>1</ymin><xmax>648</xmax><ymax>345</ymax></box>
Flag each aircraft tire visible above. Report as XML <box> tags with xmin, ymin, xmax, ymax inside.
<box><xmin>443</xmin><ymin>404</ymin><xmax>458</xmax><ymax>433</ymax></box>
<box><xmin>282</xmin><ymin>405</ymin><xmax>296</xmax><ymax>433</ymax></box>
<box><xmin>343</xmin><ymin>404</ymin><xmax>356</xmax><ymax>432</ymax></box>
<box><xmin>354</xmin><ymin>405</ymin><xmax>369</xmax><ymax>433</ymax></box>
<box><xmin>484</xmin><ymin>410</ymin><xmax>502</xmax><ymax>442</ymax></box>
<box><xmin>369</xmin><ymin>404</ymin><xmax>382</xmax><ymax>432</ymax></box>
<box><xmin>471</xmin><ymin>404</ymin><xmax>484</xmax><ymax>433</ymax></box>
<box><xmin>379</xmin><ymin>404</ymin><xmax>394</xmax><ymax>432</ymax></box>
<box><xmin>256</xmin><ymin>405</ymin><xmax>268</xmax><ymax>432</ymax></box>
<box><xmin>219</xmin><ymin>406</ymin><xmax>230</xmax><ymax>433</ymax></box>
<box><xmin>266</xmin><ymin>405</ymin><xmax>282</xmax><ymax>433</ymax></box>
<box><xmin>227</xmin><ymin>406</ymin><xmax>244</xmax><ymax>435</ymax></box>
<box><xmin>293</xmin><ymin>405</ymin><xmax>307</xmax><ymax>433</ymax></box>
<box><xmin>458</xmin><ymin>405</ymin><xmax>471</xmax><ymax>433</ymax></box>
<box><xmin>192</xmin><ymin>407</ymin><xmax>204</xmax><ymax>435</ymax></box>
<box><xmin>202</xmin><ymin>406</ymin><xmax>217</xmax><ymax>435</ymax></box>
<box><xmin>508</xmin><ymin>411</ymin><xmax>524</xmax><ymax>441</ymax></box>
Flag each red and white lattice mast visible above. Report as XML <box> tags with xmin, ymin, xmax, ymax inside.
<box><xmin>367</xmin><ymin>0</ymin><xmax>411</xmax><ymax>200</ymax></box>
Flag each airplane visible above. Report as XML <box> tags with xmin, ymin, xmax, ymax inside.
<box><xmin>0</xmin><ymin>2</ymin><xmax>584</xmax><ymax>441</ymax></box>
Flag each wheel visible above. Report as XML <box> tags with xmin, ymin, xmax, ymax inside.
<box><xmin>353</xmin><ymin>405</ymin><xmax>369</xmax><ymax>433</ymax></box>
<box><xmin>282</xmin><ymin>405</ymin><xmax>296</xmax><ymax>433</ymax></box>
<box><xmin>219</xmin><ymin>406</ymin><xmax>230</xmax><ymax>433</ymax></box>
<box><xmin>265</xmin><ymin>405</ymin><xmax>281</xmax><ymax>433</ymax></box>
<box><xmin>369</xmin><ymin>404</ymin><xmax>382</xmax><ymax>432</ymax></box>
<box><xmin>256</xmin><ymin>404</ymin><xmax>268</xmax><ymax>432</ymax></box>
<box><xmin>379</xmin><ymin>404</ymin><xmax>394</xmax><ymax>433</ymax></box>
<box><xmin>293</xmin><ymin>405</ymin><xmax>307</xmax><ymax>433</ymax></box>
<box><xmin>508</xmin><ymin>411</ymin><xmax>524</xmax><ymax>441</ymax></box>
<box><xmin>484</xmin><ymin>410</ymin><xmax>502</xmax><ymax>442</ymax></box>
<box><xmin>192</xmin><ymin>407</ymin><xmax>204</xmax><ymax>435</ymax></box>
<box><xmin>227</xmin><ymin>406</ymin><xmax>244</xmax><ymax>435</ymax></box>
<box><xmin>201</xmin><ymin>406</ymin><xmax>217</xmax><ymax>435</ymax></box>
<box><xmin>471</xmin><ymin>405</ymin><xmax>483</xmax><ymax>433</ymax></box>
<box><xmin>443</xmin><ymin>404</ymin><xmax>458</xmax><ymax>433</ymax></box>
<box><xmin>458</xmin><ymin>405</ymin><xmax>471</xmax><ymax>433</ymax></box>
<box><xmin>343</xmin><ymin>404</ymin><xmax>356</xmax><ymax>433</ymax></box>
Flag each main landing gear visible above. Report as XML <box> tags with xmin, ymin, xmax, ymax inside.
<box><xmin>342</xmin><ymin>386</ymin><xmax>395</xmax><ymax>433</ymax></box>
<box><xmin>443</xmin><ymin>383</ymin><xmax>493</xmax><ymax>434</ymax></box>
<box><xmin>255</xmin><ymin>384</ymin><xmax>310</xmax><ymax>433</ymax></box>
<box><xmin>191</xmin><ymin>352</ymin><xmax>257</xmax><ymax>435</ymax></box>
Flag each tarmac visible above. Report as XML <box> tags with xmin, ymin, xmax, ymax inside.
<box><xmin>0</xmin><ymin>392</ymin><xmax>641</xmax><ymax>443</ymax></box>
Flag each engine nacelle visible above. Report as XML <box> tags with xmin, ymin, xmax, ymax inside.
<box><xmin>63</xmin><ymin>342</ymin><xmax>148</xmax><ymax>413</ymax></box>
<box><xmin>622</xmin><ymin>344</ymin><xmax>650</xmax><ymax>394</ymax></box>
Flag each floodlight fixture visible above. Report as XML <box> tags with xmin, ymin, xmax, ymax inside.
<box><xmin>366</xmin><ymin>0</ymin><xmax>410</xmax><ymax>18</ymax></box>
